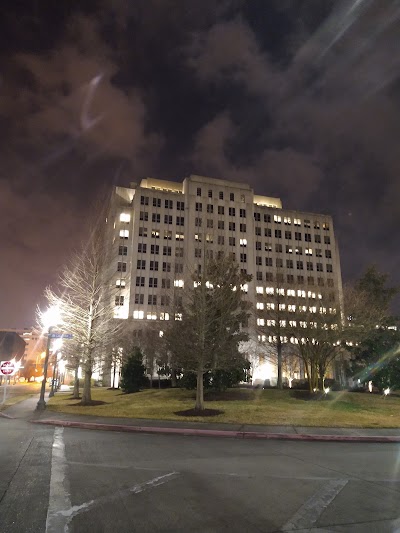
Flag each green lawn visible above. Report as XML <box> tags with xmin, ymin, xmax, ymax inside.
<box><xmin>46</xmin><ymin>387</ymin><xmax>400</xmax><ymax>428</ymax></box>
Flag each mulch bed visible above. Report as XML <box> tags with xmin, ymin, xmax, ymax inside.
<box><xmin>174</xmin><ymin>408</ymin><xmax>224</xmax><ymax>417</ymax></box>
<box><xmin>67</xmin><ymin>400</ymin><xmax>109</xmax><ymax>407</ymax></box>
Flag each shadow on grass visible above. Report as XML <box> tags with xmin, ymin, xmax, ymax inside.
<box><xmin>67</xmin><ymin>400</ymin><xmax>109</xmax><ymax>407</ymax></box>
<box><xmin>174</xmin><ymin>408</ymin><xmax>224</xmax><ymax>417</ymax></box>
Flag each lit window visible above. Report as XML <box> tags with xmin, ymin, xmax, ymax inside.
<box><xmin>174</xmin><ymin>279</ymin><xmax>184</xmax><ymax>287</ymax></box>
<box><xmin>284</xmin><ymin>217</ymin><xmax>291</xmax><ymax>225</ymax></box>
<box><xmin>294</xmin><ymin>218</ymin><xmax>301</xmax><ymax>226</ymax></box>
<box><xmin>274</xmin><ymin>215</ymin><xmax>282</xmax><ymax>223</ymax></box>
<box><xmin>289</xmin><ymin>320</ymin><xmax>297</xmax><ymax>327</ymax></box>
<box><xmin>288</xmin><ymin>304</ymin><xmax>296</xmax><ymax>312</ymax></box>
<box><xmin>175</xmin><ymin>313</ymin><xmax>182</xmax><ymax>321</ymax></box>
<box><xmin>256</xmin><ymin>286</ymin><xmax>264</xmax><ymax>294</ymax></box>
<box><xmin>287</xmin><ymin>289</ymin><xmax>296</xmax><ymax>297</ymax></box>
<box><xmin>258</xmin><ymin>335</ymin><xmax>266</xmax><ymax>342</ymax></box>
<box><xmin>266</xmin><ymin>303</ymin><xmax>275</xmax><ymax>310</ymax></box>
<box><xmin>119</xmin><ymin>229</ymin><xmax>129</xmax><ymax>238</ymax></box>
<box><xmin>195</xmin><ymin>233</ymin><xmax>202</xmax><ymax>242</ymax></box>
<box><xmin>240</xmin><ymin>238</ymin><xmax>247</xmax><ymax>246</ymax></box>
<box><xmin>280</xmin><ymin>320</ymin><xmax>286</xmax><ymax>327</ymax></box>
<box><xmin>240</xmin><ymin>284</ymin><xmax>248</xmax><ymax>293</ymax></box>
<box><xmin>267</xmin><ymin>319</ymin><xmax>275</xmax><ymax>326</ymax></box>
<box><xmin>133</xmin><ymin>310</ymin><xmax>144</xmax><ymax>319</ymax></box>
<box><xmin>256</xmin><ymin>302</ymin><xmax>264</xmax><ymax>310</ymax></box>
<box><xmin>279</xmin><ymin>304</ymin><xmax>286</xmax><ymax>310</ymax></box>
<box><xmin>266</xmin><ymin>287</ymin><xmax>274</xmax><ymax>295</ymax></box>
<box><xmin>300</xmin><ymin>321</ymin><xmax>307</xmax><ymax>328</ymax></box>
<box><xmin>116</xmin><ymin>279</ymin><xmax>126</xmax><ymax>288</ymax></box>
<box><xmin>305</xmin><ymin>248</ymin><xmax>313</xmax><ymax>255</ymax></box>
<box><xmin>120</xmin><ymin>213</ymin><xmax>130</xmax><ymax>223</ymax></box>
<box><xmin>147</xmin><ymin>313</ymin><xmax>157</xmax><ymax>320</ymax></box>
<box><xmin>297</xmin><ymin>290</ymin><xmax>306</xmax><ymax>298</ymax></box>
<box><xmin>257</xmin><ymin>318</ymin><xmax>265</xmax><ymax>326</ymax></box>
<box><xmin>309</xmin><ymin>306</ymin><xmax>317</xmax><ymax>313</ymax></box>
<box><xmin>205</xmin><ymin>281</ymin><xmax>214</xmax><ymax>289</ymax></box>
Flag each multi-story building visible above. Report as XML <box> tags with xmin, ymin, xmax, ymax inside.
<box><xmin>106</xmin><ymin>175</ymin><xmax>343</xmax><ymax>382</ymax></box>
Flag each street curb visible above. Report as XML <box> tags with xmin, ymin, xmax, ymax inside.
<box><xmin>0</xmin><ymin>411</ymin><xmax>14</xmax><ymax>419</ymax></box>
<box><xmin>31</xmin><ymin>419</ymin><xmax>400</xmax><ymax>443</ymax></box>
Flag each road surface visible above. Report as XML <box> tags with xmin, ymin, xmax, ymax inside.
<box><xmin>0</xmin><ymin>401</ymin><xmax>400</xmax><ymax>532</ymax></box>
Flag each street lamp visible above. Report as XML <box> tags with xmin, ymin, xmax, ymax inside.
<box><xmin>36</xmin><ymin>305</ymin><xmax>62</xmax><ymax>411</ymax></box>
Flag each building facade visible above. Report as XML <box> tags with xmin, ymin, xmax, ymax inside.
<box><xmin>106</xmin><ymin>175</ymin><xmax>343</xmax><ymax>382</ymax></box>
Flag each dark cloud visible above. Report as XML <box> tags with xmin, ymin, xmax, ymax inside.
<box><xmin>1</xmin><ymin>0</ymin><xmax>399</xmax><ymax>326</ymax></box>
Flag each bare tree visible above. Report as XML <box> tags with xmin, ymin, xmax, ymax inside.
<box><xmin>165</xmin><ymin>254</ymin><xmax>251</xmax><ymax>411</ymax></box>
<box><xmin>43</xmin><ymin>203</ymin><xmax>122</xmax><ymax>405</ymax></box>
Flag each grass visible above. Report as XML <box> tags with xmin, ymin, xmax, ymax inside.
<box><xmin>46</xmin><ymin>387</ymin><xmax>400</xmax><ymax>428</ymax></box>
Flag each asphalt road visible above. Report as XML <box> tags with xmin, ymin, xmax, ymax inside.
<box><xmin>1</xmin><ymin>407</ymin><xmax>400</xmax><ymax>532</ymax></box>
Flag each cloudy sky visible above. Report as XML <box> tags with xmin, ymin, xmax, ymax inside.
<box><xmin>1</xmin><ymin>0</ymin><xmax>399</xmax><ymax>327</ymax></box>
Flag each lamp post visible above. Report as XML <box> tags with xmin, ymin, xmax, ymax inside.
<box><xmin>36</xmin><ymin>306</ymin><xmax>61</xmax><ymax>411</ymax></box>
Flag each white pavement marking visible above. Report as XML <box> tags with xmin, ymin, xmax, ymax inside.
<box><xmin>59</xmin><ymin>471</ymin><xmax>179</xmax><ymax>529</ymax></box>
<box><xmin>46</xmin><ymin>427</ymin><xmax>72</xmax><ymax>533</ymax></box>
<box><xmin>281</xmin><ymin>479</ymin><xmax>348</xmax><ymax>531</ymax></box>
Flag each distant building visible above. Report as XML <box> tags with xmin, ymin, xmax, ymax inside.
<box><xmin>104</xmin><ymin>175</ymin><xmax>343</xmax><ymax>383</ymax></box>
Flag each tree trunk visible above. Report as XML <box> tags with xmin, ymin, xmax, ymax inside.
<box><xmin>158</xmin><ymin>373</ymin><xmax>161</xmax><ymax>389</ymax></box>
<box><xmin>72</xmin><ymin>364</ymin><xmax>80</xmax><ymax>399</ymax></box>
<box><xmin>277</xmin><ymin>340</ymin><xmax>283</xmax><ymax>389</ymax></box>
<box><xmin>171</xmin><ymin>367</ymin><xmax>178</xmax><ymax>388</ymax></box>
<box><xmin>195</xmin><ymin>370</ymin><xmax>205</xmax><ymax>411</ymax></box>
<box><xmin>149</xmin><ymin>374</ymin><xmax>153</xmax><ymax>389</ymax></box>
<box><xmin>81</xmin><ymin>368</ymin><xmax>92</xmax><ymax>405</ymax></box>
<box><xmin>112</xmin><ymin>363</ymin><xmax>117</xmax><ymax>388</ymax></box>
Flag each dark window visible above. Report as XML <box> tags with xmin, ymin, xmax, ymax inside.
<box><xmin>276</xmin><ymin>258</ymin><xmax>283</xmax><ymax>268</ymax></box>
<box><xmin>266</xmin><ymin>272</ymin><xmax>274</xmax><ymax>282</ymax></box>
<box><xmin>165</xmin><ymin>199</ymin><xmax>173</xmax><ymax>209</ymax></box>
<box><xmin>240</xmin><ymin>209</ymin><xmax>246</xmax><ymax>218</ymax></box>
<box><xmin>230</xmin><ymin>192</ymin><xmax>234</xmax><ymax>201</ymax></box>
<box><xmin>315</xmin><ymin>234</ymin><xmax>321</xmax><ymax>243</ymax></box>
<box><xmin>207</xmin><ymin>204</ymin><xmax>214</xmax><ymax>213</ymax></box>
<box><xmin>304</xmin><ymin>233</ymin><xmax>311</xmax><ymax>242</ymax></box>
<box><xmin>117</xmin><ymin>262</ymin><xmax>127</xmax><ymax>272</ymax></box>
<box><xmin>306</xmin><ymin>262</ymin><xmax>314</xmax><ymax>271</ymax></box>
<box><xmin>148</xmin><ymin>295</ymin><xmax>157</xmax><ymax>305</ymax></box>
<box><xmin>325</xmin><ymin>250</ymin><xmax>332</xmax><ymax>258</ymax></box>
<box><xmin>275</xmin><ymin>229</ymin><xmax>282</xmax><ymax>238</ymax></box>
<box><xmin>218</xmin><ymin>205</ymin><xmax>224</xmax><ymax>215</ymax></box>
<box><xmin>264</xmin><ymin>214</ymin><xmax>271</xmax><ymax>223</ymax></box>
<box><xmin>196</xmin><ymin>202</ymin><xmax>202</xmax><ymax>211</ymax></box>
<box><xmin>176</xmin><ymin>217</ymin><xmax>184</xmax><ymax>226</ymax></box>
<box><xmin>327</xmin><ymin>278</ymin><xmax>334</xmax><ymax>287</ymax></box>
<box><xmin>195</xmin><ymin>217</ymin><xmax>202</xmax><ymax>227</ymax></box>
<box><xmin>229</xmin><ymin>222</ymin><xmax>236</xmax><ymax>231</ymax></box>
<box><xmin>265</xmin><ymin>228</ymin><xmax>272</xmax><ymax>237</ymax></box>
<box><xmin>164</xmin><ymin>214</ymin><xmax>172</xmax><ymax>224</ymax></box>
<box><xmin>139</xmin><ymin>211</ymin><xmax>148</xmax><ymax>221</ymax></box>
<box><xmin>134</xmin><ymin>294</ymin><xmax>144</xmax><ymax>304</ymax></box>
<box><xmin>208</xmin><ymin>189</ymin><xmax>213</xmax><ymax>198</ymax></box>
<box><xmin>254</xmin><ymin>212</ymin><xmax>261</xmax><ymax>221</ymax></box>
<box><xmin>153</xmin><ymin>198</ymin><xmax>161</xmax><ymax>208</ymax></box>
<box><xmin>275</xmin><ymin>243</ymin><xmax>282</xmax><ymax>253</ymax></box>
<box><xmin>176</xmin><ymin>201</ymin><xmax>184</xmax><ymax>210</ymax></box>
<box><xmin>119</xmin><ymin>245</ymin><xmax>128</xmax><ymax>256</ymax></box>
<box><xmin>240</xmin><ymin>223</ymin><xmax>246</xmax><ymax>232</ymax></box>
<box><xmin>297</xmin><ymin>275</ymin><xmax>304</xmax><ymax>283</ymax></box>
<box><xmin>149</xmin><ymin>277</ymin><xmax>158</xmax><ymax>288</ymax></box>
<box><xmin>255</xmin><ymin>241</ymin><xmax>261</xmax><ymax>250</ymax></box>
<box><xmin>265</xmin><ymin>257</ymin><xmax>273</xmax><ymax>266</ymax></box>
<box><xmin>324</xmin><ymin>236</ymin><xmax>331</xmax><ymax>245</ymax></box>
<box><xmin>256</xmin><ymin>256</ymin><xmax>262</xmax><ymax>265</ymax></box>
<box><xmin>229</xmin><ymin>207</ymin><xmax>236</xmax><ymax>216</ymax></box>
<box><xmin>295</xmin><ymin>232</ymin><xmax>302</xmax><ymax>240</ymax></box>
<box><xmin>161</xmin><ymin>295</ymin><xmax>170</xmax><ymax>305</ymax></box>
<box><xmin>285</xmin><ymin>231</ymin><xmax>292</xmax><ymax>240</ymax></box>
<box><xmin>316</xmin><ymin>263</ymin><xmax>323</xmax><ymax>272</ymax></box>
<box><xmin>207</xmin><ymin>219</ymin><xmax>213</xmax><ymax>228</ymax></box>
<box><xmin>256</xmin><ymin>271</ymin><xmax>263</xmax><ymax>281</ymax></box>
<box><xmin>162</xmin><ymin>262</ymin><xmax>171</xmax><ymax>272</ymax></box>
<box><xmin>137</xmin><ymin>259</ymin><xmax>146</xmax><ymax>269</ymax></box>
<box><xmin>307</xmin><ymin>276</ymin><xmax>314</xmax><ymax>285</ymax></box>
<box><xmin>163</xmin><ymin>246</ymin><xmax>171</xmax><ymax>256</ymax></box>
<box><xmin>136</xmin><ymin>276</ymin><xmax>145</xmax><ymax>287</ymax></box>
<box><xmin>296</xmin><ymin>261</ymin><xmax>303</xmax><ymax>270</ymax></box>
<box><xmin>219</xmin><ymin>191</ymin><xmax>224</xmax><ymax>200</ymax></box>
<box><xmin>162</xmin><ymin>278</ymin><xmax>171</xmax><ymax>289</ymax></box>
<box><xmin>229</xmin><ymin>236</ymin><xmax>236</xmax><ymax>246</ymax></box>
<box><xmin>255</xmin><ymin>227</ymin><xmax>261</xmax><ymax>236</ymax></box>
<box><xmin>218</xmin><ymin>220</ymin><xmax>225</xmax><ymax>230</ymax></box>
<box><xmin>197</xmin><ymin>187</ymin><xmax>201</xmax><ymax>196</ymax></box>
<box><xmin>115</xmin><ymin>295</ymin><xmax>124</xmax><ymax>306</ymax></box>
<box><xmin>318</xmin><ymin>277</ymin><xmax>324</xmax><ymax>286</ymax></box>
<box><xmin>139</xmin><ymin>227</ymin><xmax>147</xmax><ymax>237</ymax></box>
<box><xmin>140</xmin><ymin>196</ymin><xmax>149</xmax><ymax>205</ymax></box>
<box><xmin>138</xmin><ymin>243</ymin><xmax>147</xmax><ymax>253</ymax></box>
<box><xmin>152</xmin><ymin>213</ymin><xmax>160</xmax><ymax>223</ymax></box>
<box><xmin>150</xmin><ymin>261</ymin><xmax>159</xmax><ymax>271</ymax></box>
<box><xmin>150</xmin><ymin>244</ymin><xmax>159</xmax><ymax>255</ymax></box>
<box><xmin>175</xmin><ymin>263</ymin><xmax>183</xmax><ymax>273</ymax></box>
<box><xmin>218</xmin><ymin>235</ymin><xmax>225</xmax><ymax>245</ymax></box>
<box><xmin>326</xmin><ymin>264</ymin><xmax>333</xmax><ymax>272</ymax></box>
<box><xmin>287</xmin><ymin>275</ymin><xmax>294</xmax><ymax>283</ymax></box>
<box><xmin>316</xmin><ymin>249</ymin><xmax>322</xmax><ymax>257</ymax></box>
<box><xmin>286</xmin><ymin>259</ymin><xmax>294</xmax><ymax>268</ymax></box>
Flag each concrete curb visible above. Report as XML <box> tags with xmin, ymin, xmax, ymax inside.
<box><xmin>0</xmin><ymin>411</ymin><xmax>14</xmax><ymax>419</ymax></box>
<box><xmin>31</xmin><ymin>419</ymin><xmax>400</xmax><ymax>443</ymax></box>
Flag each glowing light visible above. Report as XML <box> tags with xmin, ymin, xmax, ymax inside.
<box><xmin>40</xmin><ymin>305</ymin><xmax>62</xmax><ymax>330</ymax></box>
<box><xmin>324</xmin><ymin>387</ymin><xmax>330</xmax><ymax>394</ymax></box>
<box><xmin>383</xmin><ymin>387</ymin><xmax>390</xmax><ymax>396</ymax></box>
<box><xmin>368</xmin><ymin>380</ymin><xmax>373</xmax><ymax>393</ymax></box>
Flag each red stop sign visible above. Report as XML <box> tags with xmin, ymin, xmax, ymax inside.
<box><xmin>0</xmin><ymin>361</ymin><xmax>15</xmax><ymax>375</ymax></box>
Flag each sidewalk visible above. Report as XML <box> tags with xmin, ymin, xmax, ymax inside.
<box><xmin>3</xmin><ymin>391</ymin><xmax>398</xmax><ymax>443</ymax></box>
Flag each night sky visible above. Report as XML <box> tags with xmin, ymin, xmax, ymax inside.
<box><xmin>1</xmin><ymin>0</ymin><xmax>399</xmax><ymax>327</ymax></box>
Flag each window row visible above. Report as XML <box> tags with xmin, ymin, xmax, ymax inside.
<box><xmin>135</xmin><ymin>277</ymin><xmax>184</xmax><ymax>288</ymax></box>
<box><xmin>136</xmin><ymin>260</ymin><xmax>184</xmax><ymax>273</ymax></box>
<box><xmin>139</xmin><ymin>212</ymin><xmax>185</xmax><ymax>225</ymax></box>
<box><xmin>140</xmin><ymin>196</ymin><xmax>184</xmax><ymax>210</ymax></box>
<box><xmin>255</xmin><ymin>258</ymin><xmax>333</xmax><ymax>272</ymax></box>
<box><xmin>195</xmin><ymin>204</ymin><xmax>246</xmax><ymax>217</ymax></box>
<box><xmin>255</xmin><ymin>272</ymin><xmax>334</xmax><ymax>287</ymax></box>
<box><xmin>255</xmin><ymin>227</ymin><xmax>331</xmax><ymax>244</ymax></box>
<box><xmin>196</xmin><ymin>188</ymin><xmax>245</xmax><ymax>202</ymax></box>
<box><xmin>256</xmin><ymin>242</ymin><xmax>331</xmax><ymax>257</ymax></box>
<box><xmin>194</xmin><ymin>218</ymin><xmax>247</xmax><ymax>231</ymax></box>
<box><xmin>254</xmin><ymin>213</ymin><xmax>330</xmax><ymax>231</ymax></box>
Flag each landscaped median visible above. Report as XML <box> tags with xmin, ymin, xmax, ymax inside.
<box><xmin>46</xmin><ymin>387</ymin><xmax>400</xmax><ymax>428</ymax></box>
